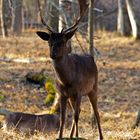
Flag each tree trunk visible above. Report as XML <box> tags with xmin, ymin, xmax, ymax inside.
<box><xmin>47</xmin><ymin>0</ymin><xmax>59</xmax><ymax>32</ymax></box>
<box><xmin>11</xmin><ymin>0</ymin><xmax>23</xmax><ymax>35</ymax></box>
<box><xmin>88</xmin><ymin>0</ymin><xmax>94</xmax><ymax>57</ymax></box>
<box><xmin>117</xmin><ymin>0</ymin><xmax>131</xmax><ymax>36</ymax></box>
<box><xmin>33</xmin><ymin>0</ymin><xmax>39</xmax><ymax>22</ymax></box>
<box><xmin>125</xmin><ymin>0</ymin><xmax>140</xmax><ymax>39</ymax></box>
<box><xmin>78</xmin><ymin>0</ymin><xmax>88</xmax><ymax>16</ymax></box>
<box><xmin>5</xmin><ymin>0</ymin><xmax>12</xmax><ymax>28</ymax></box>
<box><xmin>117</xmin><ymin>0</ymin><xmax>125</xmax><ymax>35</ymax></box>
<box><xmin>58</xmin><ymin>0</ymin><xmax>63</xmax><ymax>32</ymax></box>
<box><xmin>44</xmin><ymin>0</ymin><xmax>48</xmax><ymax>22</ymax></box>
<box><xmin>0</xmin><ymin>0</ymin><xmax>8</xmax><ymax>37</ymax></box>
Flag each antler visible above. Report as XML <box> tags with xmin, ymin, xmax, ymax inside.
<box><xmin>37</xmin><ymin>0</ymin><xmax>55</xmax><ymax>33</ymax></box>
<box><xmin>62</xmin><ymin>16</ymin><xmax>81</xmax><ymax>33</ymax></box>
<box><xmin>62</xmin><ymin>0</ymin><xmax>89</xmax><ymax>34</ymax></box>
<box><xmin>37</xmin><ymin>0</ymin><xmax>88</xmax><ymax>34</ymax></box>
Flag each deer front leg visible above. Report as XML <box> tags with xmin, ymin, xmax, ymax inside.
<box><xmin>69</xmin><ymin>96</ymin><xmax>81</xmax><ymax>138</ymax></box>
<box><xmin>58</xmin><ymin>95</ymin><xmax>67</xmax><ymax>139</ymax></box>
<box><xmin>75</xmin><ymin>96</ymin><xmax>81</xmax><ymax>138</ymax></box>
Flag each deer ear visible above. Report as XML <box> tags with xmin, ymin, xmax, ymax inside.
<box><xmin>36</xmin><ymin>31</ymin><xmax>50</xmax><ymax>41</ymax></box>
<box><xmin>65</xmin><ymin>28</ymin><xmax>77</xmax><ymax>40</ymax></box>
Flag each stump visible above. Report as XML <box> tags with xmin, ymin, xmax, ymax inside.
<box><xmin>133</xmin><ymin>108</ymin><xmax>140</xmax><ymax>128</ymax></box>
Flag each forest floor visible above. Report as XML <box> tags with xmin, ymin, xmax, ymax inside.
<box><xmin>0</xmin><ymin>31</ymin><xmax>139</xmax><ymax>140</ymax></box>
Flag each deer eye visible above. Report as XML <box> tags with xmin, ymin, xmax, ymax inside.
<box><xmin>48</xmin><ymin>41</ymin><xmax>52</xmax><ymax>47</ymax></box>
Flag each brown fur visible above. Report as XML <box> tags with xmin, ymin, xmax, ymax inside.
<box><xmin>36</xmin><ymin>29</ymin><xmax>103</xmax><ymax>139</ymax></box>
<box><xmin>0</xmin><ymin>109</ymin><xmax>59</xmax><ymax>134</ymax></box>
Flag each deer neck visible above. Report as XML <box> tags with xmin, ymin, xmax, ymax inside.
<box><xmin>53</xmin><ymin>55</ymin><xmax>69</xmax><ymax>73</ymax></box>
<box><xmin>53</xmin><ymin>55</ymin><xmax>72</xmax><ymax>84</ymax></box>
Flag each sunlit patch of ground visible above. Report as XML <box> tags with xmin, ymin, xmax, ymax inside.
<box><xmin>0</xmin><ymin>31</ymin><xmax>139</xmax><ymax>139</ymax></box>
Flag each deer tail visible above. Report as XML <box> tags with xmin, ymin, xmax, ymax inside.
<box><xmin>0</xmin><ymin>108</ymin><xmax>12</xmax><ymax>116</ymax></box>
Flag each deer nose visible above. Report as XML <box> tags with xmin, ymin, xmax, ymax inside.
<box><xmin>51</xmin><ymin>52</ymin><xmax>57</xmax><ymax>59</ymax></box>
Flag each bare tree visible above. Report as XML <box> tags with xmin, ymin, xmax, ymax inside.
<box><xmin>58</xmin><ymin>0</ymin><xmax>69</xmax><ymax>32</ymax></box>
<box><xmin>88</xmin><ymin>0</ymin><xmax>94</xmax><ymax>56</ymax></box>
<box><xmin>125</xmin><ymin>0</ymin><xmax>140</xmax><ymax>39</ymax></box>
<box><xmin>11</xmin><ymin>0</ymin><xmax>23</xmax><ymax>35</ymax></box>
<box><xmin>0</xmin><ymin>0</ymin><xmax>8</xmax><ymax>37</ymax></box>
<box><xmin>117</xmin><ymin>0</ymin><xmax>140</xmax><ymax>38</ymax></box>
<box><xmin>47</xmin><ymin>0</ymin><xmax>59</xmax><ymax>32</ymax></box>
<box><xmin>117</xmin><ymin>0</ymin><xmax>125</xmax><ymax>35</ymax></box>
<box><xmin>117</xmin><ymin>0</ymin><xmax>131</xmax><ymax>36</ymax></box>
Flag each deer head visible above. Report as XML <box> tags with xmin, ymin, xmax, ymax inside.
<box><xmin>36</xmin><ymin>27</ymin><xmax>77</xmax><ymax>59</ymax></box>
<box><xmin>36</xmin><ymin>0</ymin><xmax>88</xmax><ymax>59</ymax></box>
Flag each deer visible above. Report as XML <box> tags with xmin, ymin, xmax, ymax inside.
<box><xmin>36</xmin><ymin>0</ymin><xmax>103</xmax><ymax>139</ymax></box>
<box><xmin>36</xmin><ymin>16</ymin><xmax>103</xmax><ymax>140</ymax></box>
<box><xmin>0</xmin><ymin>108</ymin><xmax>60</xmax><ymax>134</ymax></box>
<box><xmin>0</xmin><ymin>93</ymin><xmax>72</xmax><ymax>135</ymax></box>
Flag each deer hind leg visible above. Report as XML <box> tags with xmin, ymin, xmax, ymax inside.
<box><xmin>58</xmin><ymin>95</ymin><xmax>68</xmax><ymax>139</ymax></box>
<box><xmin>88</xmin><ymin>91</ymin><xmax>103</xmax><ymax>140</ymax></box>
<box><xmin>69</xmin><ymin>100</ymin><xmax>75</xmax><ymax>138</ymax></box>
<box><xmin>69</xmin><ymin>96</ymin><xmax>81</xmax><ymax>138</ymax></box>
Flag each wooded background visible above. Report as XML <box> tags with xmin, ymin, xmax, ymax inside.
<box><xmin>0</xmin><ymin>0</ymin><xmax>140</xmax><ymax>139</ymax></box>
<box><xmin>0</xmin><ymin>0</ymin><xmax>140</xmax><ymax>39</ymax></box>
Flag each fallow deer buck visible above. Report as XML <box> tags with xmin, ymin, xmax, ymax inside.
<box><xmin>36</xmin><ymin>1</ymin><xmax>103</xmax><ymax>140</ymax></box>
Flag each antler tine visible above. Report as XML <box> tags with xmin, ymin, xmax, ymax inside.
<box><xmin>37</xmin><ymin>0</ymin><xmax>54</xmax><ymax>33</ymax></box>
<box><xmin>62</xmin><ymin>16</ymin><xmax>81</xmax><ymax>34</ymax></box>
<box><xmin>40</xmin><ymin>15</ymin><xmax>54</xmax><ymax>33</ymax></box>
